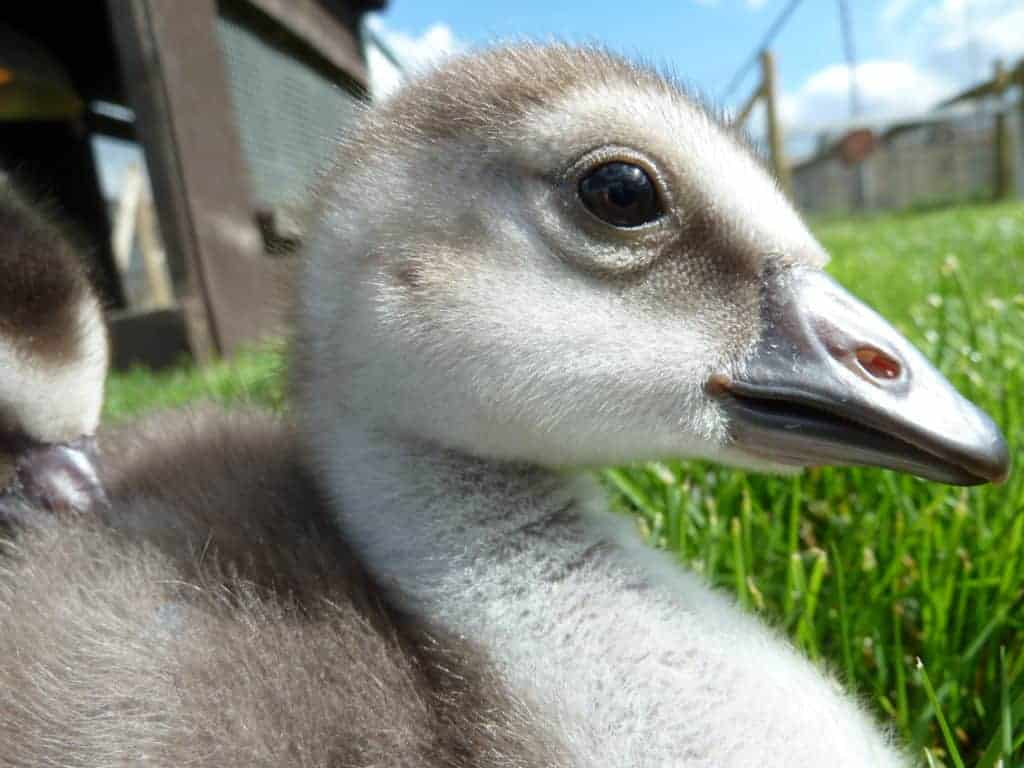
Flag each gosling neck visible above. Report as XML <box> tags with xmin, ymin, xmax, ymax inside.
<box><xmin>320</xmin><ymin>420</ymin><xmax>592</xmax><ymax>608</ymax></box>
<box><xmin>318</xmin><ymin>419</ymin><xmax>908</xmax><ymax>768</ymax></box>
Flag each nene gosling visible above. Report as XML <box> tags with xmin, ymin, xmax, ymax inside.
<box><xmin>0</xmin><ymin>46</ymin><xmax>1009</xmax><ymax>768</ymax></box>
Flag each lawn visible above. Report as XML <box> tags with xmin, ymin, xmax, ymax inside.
<box><xmin>105</xmin><ymin>201</ymin><xmax>1024</xmax><ymax>767</ymax></box>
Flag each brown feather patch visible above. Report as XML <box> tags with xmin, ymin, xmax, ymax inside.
<box><xmin>0</xmin><ymin>184</ymin><xmax>93</xmax><ymax>363</ymax></box>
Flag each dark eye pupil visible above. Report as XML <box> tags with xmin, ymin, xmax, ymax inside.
<box><xmin>578</xmin><ymin>162</ymin><xmax>662</xmax><ymax>228</ymax></box>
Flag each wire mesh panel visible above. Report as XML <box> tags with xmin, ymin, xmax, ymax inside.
<box><xmin>215</xmin><ymin>2</ymin><xmax>363</xmax><ymax>222</ymax></box>
<box><xmin>792</xmin><ymin>103</ymin><xmax>1021</xmax><ymax>214</ymax></box>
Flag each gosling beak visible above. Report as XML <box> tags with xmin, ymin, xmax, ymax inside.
<box><xmin>0</xmin><ymin>435</ymin><xmax>108</xmax><ymax>523</ymax></box>
<box><xmin>712</xmin><ymin>267</ymin><xmax>1010</xmax><ymax>486</ymax></box>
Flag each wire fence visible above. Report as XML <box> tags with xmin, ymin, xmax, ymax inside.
<box><xmin>789</xmin><ymin>100</ymin><xmax>1023</xmax><ymax>214</ymax></box>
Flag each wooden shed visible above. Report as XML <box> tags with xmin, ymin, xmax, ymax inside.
<box><xmin>0</xmin><ymin>0</ymin><xmax>384</xmax><ymax>368</ymax></box>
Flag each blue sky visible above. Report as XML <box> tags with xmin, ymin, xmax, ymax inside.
<box><xmin>369</xmin><ymin>0</ymin><xmax>1024</xmax><ymax>138</ymax></box>
<box><xmin>376</xmin><ymin>0</ymin><xmax>892</xmax><ymax>100</ymax></box>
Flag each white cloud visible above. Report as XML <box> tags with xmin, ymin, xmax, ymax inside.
<box><xmin>783</xmin><ymin>59</ymin><xmax>950</xmax><ymax>132</ymax></box>
<box><xmin>883</xmin><ymin>0</ymin><xmax>1024</xmax><ymax>83</ymax></box>
<box><xmin>746</xmin><ymin>0</ymin><xmax>770</xmax><ymax>8</ymax></box>
<box><xmin>364</xmin><ymin>17</ymin><xmax>462</xmax><ymax>99</ymax></box>
<box><xmin>779</xmin><ymin>0</ymin><xmax>1023</xmax><ymax>137</ymax></box>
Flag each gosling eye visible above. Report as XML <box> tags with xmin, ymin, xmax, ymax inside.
<box><xmin>578</xmin><ymin>162</ymin><xmax>663</xmax><ymax>228</ymax></box>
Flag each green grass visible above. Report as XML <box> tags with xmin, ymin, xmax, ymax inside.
<box><xmin>105</xmin><ymin>342</ymin><xmax>286</xmax><ymax>422</ymax></box>
<box><xmin>105</xmin><ymin>201</ymin><xmax>1024</xmax><ymax>767</ymax></box>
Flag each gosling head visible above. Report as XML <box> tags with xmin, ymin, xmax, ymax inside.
<box><xmin>299</xmin><ymin>44</ymin><xmax>1008</xmax><ymax>486</ymax></box>
<box><xmin>0</xmin><ymin>185</ymin><xmax>109</xmax><ymax>515</ymax></box>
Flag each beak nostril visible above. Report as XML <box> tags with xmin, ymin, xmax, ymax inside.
<box><xmin>856</xmin><ymin>347</ymin><xmax>902</xmax><ymax>381</ymax></box>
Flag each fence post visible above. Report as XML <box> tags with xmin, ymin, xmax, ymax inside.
<box><xmin>760</xmin><ymin>50</ymin><xmax>792</xmax><ymax>197</ymax></box>
<box><xmin>993</xmin><ymin>59</ymin><xmax>1015</xmax><ymax>200</ymax></box>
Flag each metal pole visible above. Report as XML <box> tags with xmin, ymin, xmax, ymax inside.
<box><xmin>838</xmin><ymin>0</ymin><xmax>867</xmax><ymax>210</ymax></box>
<box><xmin>993</xmin><ymin>59</ymin><xmax>1015</xmax><ymax>200</ymax></box>
<box><xmin>837</xmin><ymin>0</ymin><xmax>861</xmax><ymax>118</ymax></box>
